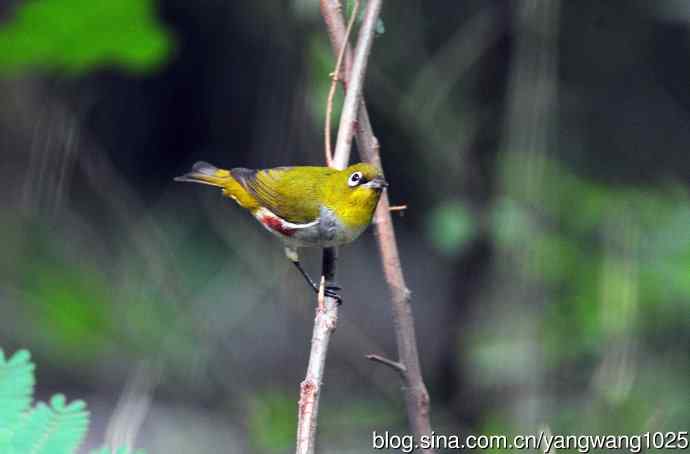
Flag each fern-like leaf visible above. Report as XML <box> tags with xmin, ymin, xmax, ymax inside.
<box><xmin>0</xmin><ymin>349</ymin><xmax>35</xmax><ymax>431</ymax></box>
<box><xmin>10</xmin><ymin>393</ymin><xmax>88</xmax><ymax>454</ymax></box>
<box><xmin>0</xmin><ymin>348</ymin><xmax>36</xmax><ymax>453</ymax></box>
<box><xmin>0</xmin><ymin>349</ymin><xmax>143</xmax><ymax>454</ymax></box>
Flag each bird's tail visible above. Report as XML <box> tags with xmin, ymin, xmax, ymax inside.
<box><xmin>174</xmin><ymin>161</ymin><xmax>231</xmax><ymax>187</ymax></box>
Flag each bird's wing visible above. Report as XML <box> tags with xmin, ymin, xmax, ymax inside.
<box><xmin>230</xmin><ymin>166</ymin><xmax>334</xmax><ymax>224</ymax></box>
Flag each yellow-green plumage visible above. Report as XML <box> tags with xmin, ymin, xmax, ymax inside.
<box><xmin>234</xmin><ymin>166</ymin><xmax>335</xmax><ymax>223</ymax></box>
<box><xmin>175</xmin><ymin>161</ymin><xmax>387</xmax><ymax>303</ymax></box>
<box><xmin>176</xmin><ymin>162</ymin><xmax>385</xmax><ymax>230</ymax></box>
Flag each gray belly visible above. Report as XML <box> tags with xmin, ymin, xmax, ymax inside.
<box><xmin>287</xmin><ymin>206</ymin><xmax>366</xmax><ymax>248</ymax></box>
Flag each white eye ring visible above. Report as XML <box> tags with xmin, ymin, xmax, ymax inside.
<box><xmin>348</xmin><ymin>171</ymin><xmax>363</xmax><ymax>187</ymax></box>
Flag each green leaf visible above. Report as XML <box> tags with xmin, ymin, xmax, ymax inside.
<box><xmin>0</xmin><ymin>348</ymin><xmax>144</xmax><ymax>454</ymax></box>
<box><xmin>0</xmin><ymin>0</ymin><xmax>173</xmax><ymax>75</ymax></box>
<box><xmin>0</xmin><ymin>349</ymin><xmax>35</xmax><ymax>433</ymax></box>
<box><xmin>11</xmin><ymin>394</ymin><xmax>89</xmax><ymax>454</ymax></box>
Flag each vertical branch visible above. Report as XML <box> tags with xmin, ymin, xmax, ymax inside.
<box><xmin>331</xmin><ymin>0</ymin><xmax>382</xmax><ymax>169</ymax></box>
<box><xmin>296</xmin><ymin>2</ymin><xmax>383</xmax><ymax>453</ymax></box>
<box><xmin>324</xmin><ymin>0</ymin><xmax>360</xmax><ymax>166</ymax></box>
<box><xmin>296</xmin><ymin>264</ymin><xmax>337</xmax><ymax>454</ymax></box>
<box><xmin>319</xmin><ymin>0</ymin><xmax>435</xmax><ymax>450</ymax></box>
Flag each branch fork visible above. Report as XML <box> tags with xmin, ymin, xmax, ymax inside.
<box><xmin>366</xmin><ymin>354</ymin><xmax>406</xmax><ymax>376</ymax></box>
<box><xmin>295</xmin><ymin>3</ymin><xmax>379</xmax><ymax>452</ymax></box>
<box><xmin>297</xmin><ymin>1</ymin><xmax>433</xmax><ymax>452</ymax></box>
<box><xmin>319</xmin><ymin>0</ymin><xmax>435</xmax><ymax>451</ymax></box>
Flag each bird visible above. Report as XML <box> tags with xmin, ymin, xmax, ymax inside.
<box><xmin>174</xmin><ymin>161</ymin><xmax>388</xmax><ymax>303</ymax></box>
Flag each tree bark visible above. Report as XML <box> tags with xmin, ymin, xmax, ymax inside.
<box><xmin>319</xmin><ymin>1</ymin><xmax>434</xmax><ymax>450</ymax></box>
<box><xmin>296</xmin><ymin>2</ymin><xmax>384</xmax><ymax>453</ymax></box>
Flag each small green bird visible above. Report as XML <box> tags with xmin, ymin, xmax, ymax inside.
<box><xmin>175</xmin><ymin>161</ymin><xmax>388</xmax><ymax>302</ymax></box>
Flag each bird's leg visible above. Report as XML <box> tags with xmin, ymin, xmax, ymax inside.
<box><xmin>285</xmin><ymin>246</ymin><xmax>342</xmax><ymax>304</ymax></box>
<box><xmin>291</xmin><ymin>261</ymin><xmax>342</xmax><ymax>305</ymax></box>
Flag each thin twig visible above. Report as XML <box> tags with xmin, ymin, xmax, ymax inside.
<box><xmin>296</xmin><ymin>2</ymin><xmax>383</xmax><ymax>453</ymax></box>
<box><xmin>365</xmin><ymin>354</ymin><xmax>406</xmax><ymax>376</ymax></box>
<box><xmin>324</xmin><ymin>0</ymin><xmax>360</xmax><ymax>166</ymax></box>
<box><xmin>389</xmin><ymin>204</ymin><xmax>407</xmax><ymax>212</ymax></box>
<box><xmin>319</xmin><ymin>1</ymin><xmax>435</xmax><ymax>451</ymax></box>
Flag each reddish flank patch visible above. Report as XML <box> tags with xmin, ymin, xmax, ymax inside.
<box><xmin>261</xmin><ymin>215</ymin><xmax>295</xmax><ymax>236</ymax></box>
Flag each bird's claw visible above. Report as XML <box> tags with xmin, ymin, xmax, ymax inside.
<box><xmin>324</xmin><ymin>288</ymin><xmax>343</xmax><ymax>305</ymax></box>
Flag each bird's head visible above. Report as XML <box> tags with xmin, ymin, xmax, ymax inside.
<box><xmin>323</xmin><ymin>163</ymin><xmax>388</xmax><ymax>229</ymax></box>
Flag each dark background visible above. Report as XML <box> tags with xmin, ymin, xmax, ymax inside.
<box><xmin>1</xmin><ymin>0</ymin><xmax>688</xmax><ymax>452</ymax></box>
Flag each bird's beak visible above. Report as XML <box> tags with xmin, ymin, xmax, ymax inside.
<box><xmin>368</xmin><ymin>176</ymin><xmax>389</xmax><ymax>191</ymax></box>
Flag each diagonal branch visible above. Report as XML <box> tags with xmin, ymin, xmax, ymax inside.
<box><xmin>296</xmin><ymin>2</ymin><xmax>383</xmax><ymax>453</ymax></box>
<box><xmin>319</xmin><ymin>1</ymin><xmax>435</xmax><ymax>451</ymax></box>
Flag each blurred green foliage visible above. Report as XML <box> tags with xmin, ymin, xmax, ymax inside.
<box><xmin>248</xmin><ymin>392</ymin><xmax>296</xmax><ymax>452</ymax></box>
<box><xmin>0</xmin><ymin>349</ymin><xmax>146</xmax><ymax>454</ymax></box>
<box><xmin>426</xmin><ymin>199</ymin><xmax>476</xmax><ymax>256</ymax></box>
<box><xmin>24</xmin><ymin>264</ymin><xmax>112</xmax><ymax>357</ymax></box>
<box><xmin>308</xmin><ymin>35</ymin><xmax>344</xmax><ymax>132</ymax></box>
<box><xmin>307</xmin><ymin>0</ymin><xmax>384</xmax><ymax>141</ymax></box>
<box><xmin>0</xmin><ymin>349</ymin><xmax>88</xmax><ymax>453</ymax></box>
<box><xmin>0</xmin><ymin>0</ymin><xmax>172</xmax><ymax>75</ymax></box>
<box><xmin>475</xmin><ymin>154</ymin><xmax>690</xmax><ymax>433</ymax></box>
<box><xmin>13</xmin><ymin>225</ymin><xmax>115</xmax><ymax>364</ymax></box>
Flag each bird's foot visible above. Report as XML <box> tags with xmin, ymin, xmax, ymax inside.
<box><xmin>323</xmin><ymin>287</ymin><xmax>343</xmax><ymax>306</ymax></box>
<box><xmin>291</xmin><ymin>261</ymin><xmax>343</xmax><ymax>305</ymax></box>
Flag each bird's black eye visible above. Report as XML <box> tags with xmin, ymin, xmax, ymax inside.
<box><xmin>348</xmin><ymin>171</ymin><xmax>363</xmax><ymax>187</ymax></box>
